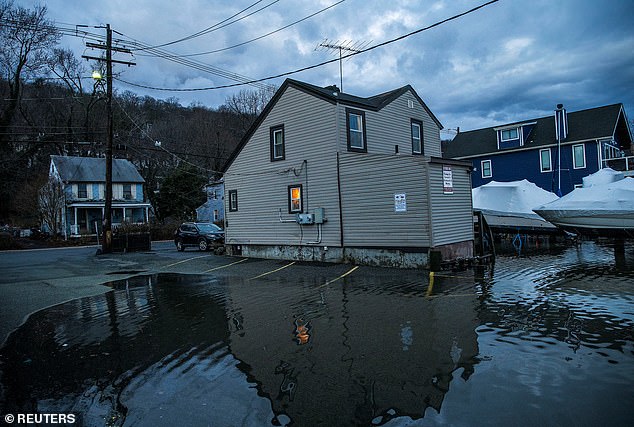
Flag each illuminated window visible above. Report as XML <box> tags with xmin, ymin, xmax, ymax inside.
<box><xmin>346</xmin><ymin>108</ymin><xmax>367</xmax><ymax>152</ymax></box>
<box><xmin>270</xmin><ymin>125</ymin><xmax>285</xmax><ymax>161</ymax></box>
<box><xmin>411</xmin><ymin>119</ymin><xmax>423</xmax><ymax>154</ymax></box>
<box><xmin>288</xmin><ymin>184</ymin><xmax>303</xmax><ymax>213</ymax></box>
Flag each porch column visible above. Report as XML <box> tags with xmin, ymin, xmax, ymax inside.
<box><xmin>74</xmin><ymin>207</ymin><xmax>78</xmax><ymax>235</ymax></box>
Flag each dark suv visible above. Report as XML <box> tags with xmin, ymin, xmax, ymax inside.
<box><xmin>174</xmin><ymin>222</ymin><xmax>224</xmax><ymax>251</ymax></box>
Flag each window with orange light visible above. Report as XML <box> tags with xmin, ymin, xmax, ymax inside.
<box><xmin>288</xmin><ymin>184</ymin><xmax>303</xmax><ymax>213</ymax></box>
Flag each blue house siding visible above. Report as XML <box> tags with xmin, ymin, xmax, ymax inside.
<box><xmin>470</xmin><ymin>141</ymin><xmax>599</xmax><ymax>195</ymax></box>
<box><xmin>136</xmin><ymin>184</ymin><xmax>144</xmax><ymax>201</ymax></box>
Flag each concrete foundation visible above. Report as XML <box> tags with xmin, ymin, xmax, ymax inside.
<box><xmin>227</xmin><ymin>244</ymin><xmax>443</xmax><ymax>269</ymax></box>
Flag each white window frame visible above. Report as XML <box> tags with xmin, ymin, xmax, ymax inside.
<box><xmin>539</xmin><ymin>148</ymin><xmax>552</xmax><ymax>172</ymax></box>
<box><xmin>481</xmin><ymin>160</ymin><xmax>492</xmax><ymax>178</ymax></box>
<box><xmin>572</xmin><ymin>144</ymin><xmax>586</xmax><ymax>169</ymax></box>
<box><xmin>500</xmin><ymin>128</ymin><xmax>519</xmax><ymax>142</ymax></box>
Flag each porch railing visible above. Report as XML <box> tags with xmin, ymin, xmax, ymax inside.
<box><xmin>602</xmin><ymin>155</ymin><xmax>634</xmax><ymax>173</ymax></box>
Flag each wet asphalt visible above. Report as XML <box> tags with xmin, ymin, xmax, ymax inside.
<box><xmin>0</xmin><ymin>241</ymin><xmax>363</xmax><ymax>346</ymax></box>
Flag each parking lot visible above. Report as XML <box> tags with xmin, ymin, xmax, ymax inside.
<box><xmin>0</xmin><ymin>240</ymin><xmax>395</xmax><ymax>345</ymax></box>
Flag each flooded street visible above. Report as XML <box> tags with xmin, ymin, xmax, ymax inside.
<box><xmin>1</xmin><ymin>241</ymin><xmax>633</xmax><ymax>426</ymax></box>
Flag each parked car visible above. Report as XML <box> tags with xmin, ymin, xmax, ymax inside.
<box><xmin>174</xmin><ymin>222</ymin><xmax>225</xmax><ymax>251</ymax></box>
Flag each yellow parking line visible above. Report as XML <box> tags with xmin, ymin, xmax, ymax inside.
<box><xmin>161</xmin><ymin>254</ymin><xmax>213</xmax><ymax>269</ymax></box>
<box><xmin>318</xmin><ymin>266</ymin><xmax>359</xmax><ymax>288</ymax></box>
<box><xmin>203</xmin><ymin>258</ymin><xmax>248</xmax><ymax>273</ymax></box>
<box><xmin>249</xmin><ymin>261</ymin><xmax>296</xmax><ymax>280</ymax></box>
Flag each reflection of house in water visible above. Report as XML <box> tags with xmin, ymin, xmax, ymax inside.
<box><xmin>1</xmin><ymin>271</ymin><xmax>481</xmax><ymax>426</ymax></box>
<box><xmin>224</xmin><ymin>269</ymin><xmax>481</xmax><ymax>424</ymax></box>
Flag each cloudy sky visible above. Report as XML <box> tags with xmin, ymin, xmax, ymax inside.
<box><xmin>20</xmin><ymin>0</ymin><xmax>634</xmax><ymax>135</ymax></box>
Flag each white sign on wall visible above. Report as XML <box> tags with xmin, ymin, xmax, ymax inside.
<box><xmin>443</xmin><ymin>166</ymin><xmax>454</xmax><ymax>194</ymax></box>
<box><xmin>394</xmin><ymin>193</ymin><xmax>407</xmax><ymax>212</ymax></box>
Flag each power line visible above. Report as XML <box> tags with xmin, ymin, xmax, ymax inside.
<box><xmin>172</xmin><ymin>0</ymin><xmax>346</xmax><ymax>58</ymax></box>
<box><xmin>128</xmin><ymin>0</ymin><xmax>279</xmax><ymax>52</ymax></box>
<box><xmin>113</xmin><ymin>0</ymin><xmax>500</xmax><ymax>92</ymax></box>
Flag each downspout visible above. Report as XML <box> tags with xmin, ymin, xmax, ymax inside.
<box><xmin>335</xmin><ymin>101</ymin><xmax>344</xmax><ymax>249</ymax></box>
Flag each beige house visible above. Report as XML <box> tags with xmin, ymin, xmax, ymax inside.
<box><xmin>223</xmin><ymin>79</ymin><xmax>473</xmax><ymax>268</ymax></box>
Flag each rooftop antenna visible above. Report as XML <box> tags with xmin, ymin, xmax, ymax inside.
<box><xmin>316</xmin><ymin>39</ymin><xmax>370</xmax><ymax>92</ymax></box>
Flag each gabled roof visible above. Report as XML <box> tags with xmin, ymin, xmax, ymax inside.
<box><xmin>223</xmin><ymin>78</ymin><xmax>442</xmax><ymax>172</ymax></box>
<box><xmin>444</xmin><ymin>103</ymin><xmax>631</xmax><ymax>159</ymax></box>
<box><xmin>51</xmin><ymin>155</ymin><xmax>145</xmax><ymax>183</ymax></box>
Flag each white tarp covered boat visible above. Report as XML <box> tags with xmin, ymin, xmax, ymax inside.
<box><xmin>472</xmin><ymin>180</ymin><xmax>559</xmax><ymax>232</ymax></box>
<box><xmin>533</xmin><ymin>172</ymin><xmax>634</xmax><ymax>237</ymax></box>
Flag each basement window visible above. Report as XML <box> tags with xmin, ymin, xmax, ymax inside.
<box><xmin>288</xmin><ymin>184</ymin><xmax>303</xmax><ymax>213</ymax></box>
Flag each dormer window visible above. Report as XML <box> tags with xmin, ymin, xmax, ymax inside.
<box><xmin>501</xmin><ymin>128</ymin><xmax>519</xmax><ymax>141</ymax></box>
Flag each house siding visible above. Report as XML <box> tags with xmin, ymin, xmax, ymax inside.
<box><xmin>338</xmin><ymin>152</ymin><xmax>430</xmax><ymax>247</ymax></box>
<box><xmin>469</xmin><ymin>141</ymin><xmax>600</xmax><ymax>194</ymax></box>
<box><xmin>336</xmin><ymin>90</ymin><xmax>442</xmax><ymax>157</ymax></box>
<box><xmin>224</xmin><ymin>86</ymin><xmax>341</xmax><ymax>247</ymax></box>
<box><xmin>428</xmin><ymin>162</ymin><xmax>473</xmax><ymax>247</ymax></box>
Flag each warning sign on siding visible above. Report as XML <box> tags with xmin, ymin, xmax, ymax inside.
<box><xmin>394</xmin><ymin>193</ymin><xmax>407</xmax><ymax>212</ymax></box>
<box><xmin>443</xmin><ymin>166</ymin><xmax>454</xmax><ymax>194</ymax></box>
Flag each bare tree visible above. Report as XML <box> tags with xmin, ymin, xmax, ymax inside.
<box><xmin>38</xmin><ymin>175</ymin><xmax>65</xmax><ymax>236</ymax></box>
<box><xmin>0</xmin><ymin>2</ymin><xmax>60</xmax><ymax>139</ymax></box>
<box><xmin>223</xmin><ymin>86</ymin><xmax>277</xmax><ymax>133</ymax></box>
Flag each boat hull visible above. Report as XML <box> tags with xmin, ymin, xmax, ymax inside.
<box><xmin>533</xmin><ymin>209</ymin><xmax>634</xmax><ymax>237</ymax></box>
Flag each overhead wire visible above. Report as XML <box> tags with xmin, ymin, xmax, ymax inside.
<box><xmin>157</xmin><ymin>0</ymin><xmax>346</xmax><ymax>58</ymax></box>
<box><xmin>129</xmin><ymin>0</ymin><xmax>279</xmax><ymax>52</ymax></box>
<box><xmin>113</xmin><ymin>0</ymin><xmax>501</xmax><ymax>92</ymax></box>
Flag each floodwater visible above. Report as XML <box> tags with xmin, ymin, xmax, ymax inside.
<box><xmin>1</xmin><ymin>241</ymin><xmax>633</xmax><ymax>426</ymax></box>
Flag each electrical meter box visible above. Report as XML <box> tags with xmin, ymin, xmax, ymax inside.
<box><xmin>296</xmin><ymin>213</ymin><xmax>315</xmax><ymax>225</ymax></box>
<box><xmin>313</xmin><ymin>207</ymin><xmax>325</xmax><ymax>224</ymax></box>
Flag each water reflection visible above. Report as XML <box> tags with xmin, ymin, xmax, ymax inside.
<box><xmin>1</xmin><ymin>242</ymin><xmax>633</xmax><ymax>426</ymax></box>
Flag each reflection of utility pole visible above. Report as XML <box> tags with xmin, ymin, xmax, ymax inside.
<box><xmin>317</xmin><ymin>40</ymin><xmax>369</xmax><ymax>92</ymax></box>
<box><xmin>82</xmin><ymin>24</ymin><xmax>135</xmax><ymax>253</ymax></box>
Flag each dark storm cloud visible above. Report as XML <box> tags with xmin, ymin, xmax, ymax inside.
<box><xmin>18</xmin><ymin>0</ymin><xmax>634</xmax><ymax>132</ymax></box>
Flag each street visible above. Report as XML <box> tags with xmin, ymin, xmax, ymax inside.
<box><xmin>0</xmin><ymin>241</ymin><xmax>356</xmax><ymax>345</ymax></box>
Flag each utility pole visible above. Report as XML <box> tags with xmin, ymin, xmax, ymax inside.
<box><xmin>82</xmin><ymin>24</ymin><xmax>135</xmax><ymax>253</ymax></box>
<box><xmin>318</xmin><ymin>40</ymin><xmax>369</xmax><ymax>92</ymax></box>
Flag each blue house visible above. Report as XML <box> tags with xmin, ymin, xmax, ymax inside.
<box><xmin>196</xmin><ymin>179</ymin><xmax>225</xmax><ymax>224</ymax></box>
<box><xmin>49</xmin><ymin>156</ymin><xmax>151</xmax><ymax>237</ymax></box>
<box><xmin>443</xmin><ymin>104</ymin><xmax>633</xmax><ymax>195</ymax></box>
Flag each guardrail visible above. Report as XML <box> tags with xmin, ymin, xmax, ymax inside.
<box><xmin>602</xmin><ymin>156</ymin><xmax>634</xmax><ymax>173</ymax></box>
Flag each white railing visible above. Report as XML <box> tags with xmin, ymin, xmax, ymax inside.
<box><xmin>602</xmin><ymin>155</ymin><xmax>634</xmax><ymax>173</ymax></box>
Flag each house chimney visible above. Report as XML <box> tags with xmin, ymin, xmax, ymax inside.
<box><xmin>555</xmin><ymin>104</ymin><xmax>568</xmax><ymax>140</ymax></box>
<box><xmin>324</xmin><ymin>84</ymin><xmax>340</xmax><ymax>94</ymax></box>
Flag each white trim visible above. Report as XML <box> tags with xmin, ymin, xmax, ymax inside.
<box><xmin>481</xmin><ymin>159</ymin><xmax>492</xmax><ymax>178</ymax></box>
<box><xmin>493</xmin><ymin>122</ymin><xmax>536</xmax><ymax>131</ymax></box>
<box><xmin>572</xmin><ymin>144</ymin><xmax>586</xmax><ymax>169</ymax></box>
<box><xmin>500</xmin><ymin>127</ymin><xmax>519</xmax><ymax>142</ymax></box>
<box><xmin>454</xmin><ymin>136</ymin><xmax>611</xmax><ymax>160</ymax></box>
<box><xmin>539</xmin><ymin>148</ymin><xmax>552</xmax><ymax>172</ymax></box>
